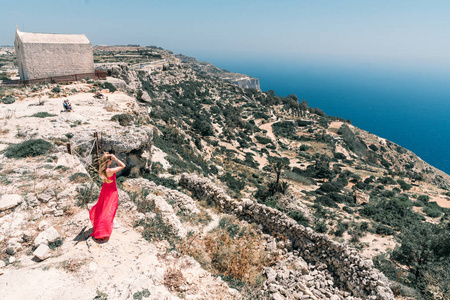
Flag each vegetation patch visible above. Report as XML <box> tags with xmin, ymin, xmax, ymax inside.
<box><xmin>76</xmin><ymin>183</ymin><xmax>99</xmax><ymax>209</ymax></box>
<box><xmin>69</xmin><ymin>172</ymin><xmax>90</xmax><ymax>183</ymax></box>
<box><xmin>29</xmin><ymin>112</ymin><xmax>57</xmax><ymax>118</ymax></box>
<box><xmin>179</xmin><ymin>216</ymin><xmax>273</xmax><ymax>288</ymax></box>
<box><xmin>272</xmin><ymin>121</ymin><xmax>299</xmax><ymax>140</ymax></box>
<box><xmin>4</xmin><ymin>139</ymin><xmax>52</xmax><ymax>158</ymax></box>
<box><xmin>1</xmin><ymin>95</ymin><xmax>15</xmax><ymax>104</ymax></box>
<box><xmin>101</xmin><ymin>82</ymin><xmax>117</xmax><ymax>93</ymax></box>
<box><xmin>111</xmin><ymin>113</ymin><xmax>134</xmax><ymax>126</ymax></box>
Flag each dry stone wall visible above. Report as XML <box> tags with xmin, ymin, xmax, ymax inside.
<box><xmin>179</xmin><ymin>174</ymin><xmax>394</xmax><ymax>300</ymax></box>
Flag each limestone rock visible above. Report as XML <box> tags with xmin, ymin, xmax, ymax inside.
<box><xmin>0</xmin><ymin>194</ymin><xmax>23</xmax><ymax>211</ymax></box>
<box><xmin>6</xmin><ymin>238</ymin><xmax>22</xmax><ymax>255</ymax></box>
<box><xmin>101</xmin><ymin>126</ymin><xmax>152</xmax><ymax>154</ymax></box>
<box><xmin>147</xmin><ymin>194</ymin><xmax>187</xmax><ymax>238</ymax></box>
<box><xmin>289</xmin><ymin>257</ymin><xmax>309</xmax><ymax>275</ymax></box>
<box><xmin>56</xmin><ymin>153</ymin><xmax>88</xmax><ymax>175</ymax></box>
<box><xmin>118</xmin><ymin>189</ymin><xmax>131</xmax><ymax>203</ymax></box>
<box><xmin>33</xmin><ymin>244</ymin><xmax>51</xmax><ymax>261</ymax></box>
<box><xmin>54</xmin><ymin>210</ymin><xmax>64</xmax><ymax>217</ymax></box>
<box><xmin>353</xmin><ymin>190</ymin><xmax>370</xmax><ymax>205</ymax></box>
<box><xmin>95</xmin><ymin>63</ymin><xmax>142</xmax><ymax>91</ymax></box>
<box><xmin>37</xmin><ymin>188</ymin><xmax>55</xmax><ymax>203</ymax></box>
<box><xmin>34</xmin><ymin>226</ymin><xmax>61</xmax><ymax>247</ymax></box>
<box><xmin>141</xmin><ymin>91</ymin><xmax>152</xmax><ymax>103</ymax></box>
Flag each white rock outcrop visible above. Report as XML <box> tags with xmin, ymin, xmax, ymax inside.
<box><xmin>33</xmin><ymin>244</ymin><xmax>51</xmax><ymax>261</ymax></box>
<box><xmin>34</xmin><ymin>226</ymin><xmax>61</xmax><ymax>247</ymax></box>
<box><xmin>0</xmin><ymin>194</ymin><xmax>23</xmax><ymax>211</ymax></box>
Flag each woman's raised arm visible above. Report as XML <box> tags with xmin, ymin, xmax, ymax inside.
<box><xmin>106</xmin><ymin>154</ymin><xmax>126</xmax><ymax>174</ymax></box>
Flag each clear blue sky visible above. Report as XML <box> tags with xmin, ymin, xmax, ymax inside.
<box><xmin>1</xmin><ymin>0</ymin><xmax>450</xmax><ymax>68</ymax></box>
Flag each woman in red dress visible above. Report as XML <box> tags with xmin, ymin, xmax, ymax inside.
<box><xmin>89</xmin><ymin>153</ymin><xmax>126</xmax><ymax>241</ymax></box>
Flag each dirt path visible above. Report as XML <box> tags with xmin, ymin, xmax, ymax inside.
<box><xmin>0</xmin><ymin>210</ymin><xmax>235</xmax><ymax>300</ymax></box>
<box><xmin>259</xmin><ymin>122</ymin><xmax>277</xmax><ymax>147</ymax></box>
<box><xmin>431</xmin><ymin>195</ymin><xmax>450</xmax><ymax>208</ymax></box>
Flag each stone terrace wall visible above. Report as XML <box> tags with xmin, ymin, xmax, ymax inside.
<box><xmin>179</xmin><ymin>174</ymin><xmax>394</xmax><ymax>300</ymax></box>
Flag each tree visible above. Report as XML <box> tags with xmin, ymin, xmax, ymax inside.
<box><xmin>270</xmin><ymin>160</ymin><xmax>287</xmax><ymax>187</ymax></box>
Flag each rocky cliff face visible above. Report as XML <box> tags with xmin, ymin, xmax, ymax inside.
<box><xmin>176</xmin><ymin>54</ymin><xmax>261</xmax><ymax>91</ymax></box>
<box><xmin>229</xmin><ymin>76</ymin><xmax>261</xmax><ymax>90</ymax></box>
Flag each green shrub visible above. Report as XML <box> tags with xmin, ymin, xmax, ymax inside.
<box><xmin>69</xmin><ymin>172</ymin><xmax>90</xmax><ymax>183</ymax></box>
<box><xmin>101</xmin><ymin>82</ymin><xmax>117</xmax><ymax>93</ymax></box>
<box><xmin>333</xmin><ymin>152</ymin><xmax>345</xmax><ymax>160</ymax></box>
<box><xmin>360</xmin><ymin>197</ymin><xmax>422</xmax><ymax>230</ymax></box>
<box><xmin>376</xmin><ymin>224</ymin><xmax>396</xmax><ymax>235</ymax></box>
<box><xmin>52</xmin><ymin>86</ymin><xmax>61</xmax><ymax>93</ymax></box>
<box><xmin>111</xmin><ymin>114</ymin><xmax>134</xmax><ymax>126</ymax></box>
<box><xmin>317</xmin><ymin>182</ymin><xmax>343</xmax><ymax>194</ymax></box>
<box><xmin>135</xmin><ymin>213</ymin><xmax>179</xmax><ymax>247</ymax></box>
<box><xmin>314</xmin><ymin>220</ymin><xmax>328</xmax><ymax>233</ymax></box>
<box><xmin>272</xmin><ymin>121</ymin><xmax>299</xmax><ymax>140</ymax></box>
<box><xmin>369</xmin><ymin>144</ymin><xmax>379</xmax><ymax>151</ymax></box>
<box><xmin>133</xmin><ymin>289</ymin><xmax>150</xmax><ymax>300</ymax></box>
<box><xmin>30</xmin><ymin>112</ymin><xmax>57</xmax><ymax>118</ymax></box>
<box><xmin>4</xmin><ymin>139</ymin><xmax>52</xmax><ymax>158</ymax></box>
<box><xmin>423</xmin><ymin>206</ymin><xmax>442</xmax><ymax>218</ymax></box>
<box><xmin>142</xmin><ymin>173</ymin><xmax>178</xmax><ymax>190</ymax></box>
<box><xmin>48</xmin><ymin>238</ymin><xmax>64</xmax><ymax>250</ymax></box>
<box><xmin>220</xmin><ymin>173</ymin><xmax>245</xmax><ymax>194</ymax></box>
<box><xmin>378</xmin><ymin>176</ymin><xmax>396</xmax><ymax>185</ymax></box>
<box><xmin>288</xmin><ymin>210</ymin><xmax>309</xmax><ymax>226</ymax></box>
<box><xmin>255</xmin><ymin>135</ymin><xmax>272</xmax><ymax>145</ymax></box>
<box><xmin>397</xmin><ymin>179</ymin><xmax>412</xmax><ymax>191</ymax></box>
<box><xmin>334</xmin><ymin>221</ymin><xmax>349</xmax><ymax>236</ymax></box>
<box><xmin>192</xmin><ymin>118</ymin><xmax>214</xmax><ymax>136</ymax></box>
<box><xmin>1</xmin><ymin>95</ymin><xmax>15</xmax><ymax>104</ymax></box>
<box><xmin>76</xmin><ymin>183</ymin><xmax>99</xmax><ymax>208</ymax></box>
<box><xmin>418</xmin><ymin>195</ymin><xmax>430</xmax><ymax>203</ymax></box>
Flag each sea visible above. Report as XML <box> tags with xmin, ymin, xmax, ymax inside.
<box><xmin>194</xmin><ymin>54</ymin><xmax>450</xmax><ymax>176</ymax></box>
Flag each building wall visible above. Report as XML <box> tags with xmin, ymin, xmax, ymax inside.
<box><xmin>14</xmin><ymin>37</ymin><xmax>26</xmax><ymax>79</ymax></box>
<box><xmin>16</xmin><ymin>42</ymin><xmax>94</xmax><ymax>80</ymax></box>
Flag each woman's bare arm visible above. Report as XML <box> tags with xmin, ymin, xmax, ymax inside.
<box><xmin>106</xmin><ymin>155</ymin><xmax>126</xmax><ymax>175</ymax></box>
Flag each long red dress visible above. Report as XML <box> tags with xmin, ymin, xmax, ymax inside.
<box><xmin>89</xmin><ymin>170</ymin><xmax>118</xmax><ymax>239</ymax></box>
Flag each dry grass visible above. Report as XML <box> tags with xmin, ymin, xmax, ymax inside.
<box><xmin>61</xmin><ymin>259</ymin><xmax>85</xmax><ymax>273</ymax></box>
<box><xmin>0</xmin><ymin>239</ymin><xmax>8</xmax><ymax>262</ymax></box>
<box><xmin>163</xmin><ymin>265</ymin><xmax>186</xmax><ymax>292</ymax></box>
<box><xmin>179</xmin><ymin>216</ymin><xmax>275</xmax><ymax>286</ymax></box>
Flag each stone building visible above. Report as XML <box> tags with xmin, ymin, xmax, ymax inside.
<box><xmin>14</xmin><ymin>27</ymin><xmax>94</xmax><ymax>80</ymax></box>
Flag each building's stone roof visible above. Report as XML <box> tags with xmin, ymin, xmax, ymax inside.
<box><xmin>17</xmin><ymin>30</ymin><xmax>90</xmax><ymax>44</ymax></box>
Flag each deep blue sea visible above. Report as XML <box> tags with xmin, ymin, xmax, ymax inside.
<box><xmin>198</xmin><ymin>55</ymin><xmax>450</xmax><ymax>175</ymax></box>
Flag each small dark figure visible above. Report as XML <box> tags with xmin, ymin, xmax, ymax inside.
<box><xmin>94</xmin><ymin>91</ymin><xmax>104</xmax><ymax>99</ymax></box>
<box><xmin>63</xmin><ymin>99</ymin><xmax>73</xmax><ymax>112</ymax></box>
